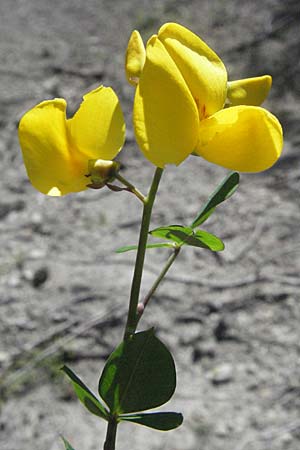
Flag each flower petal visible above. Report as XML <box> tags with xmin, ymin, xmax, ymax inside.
<box><xmin>125</xmin><ymin>30</ymin><xmax>146</xmax><ymax>85</ymax></box>
<box><xmin>227</xmin><ymin>75</ymin><xmax>272</xmax><ymax>106</ymax></box>
<box><xmin>158</xmin><ymin>23</ymin><xmax>227</xmax><ymax>118</ymax></box>
<box><xmin>18</xmin><ymin>99</ymin><xmax>88</xmax><ymax>196</ymax></box>
<box><xmin>194</xmin><ymin>106</ymin><xmax>283</xmax><ymax>172</ymax></box>
<box><xmin>67</xmin><ymin>86</ymin><xmax>125</xmax><ymax>161</ymax></box>
<box><xmin>133</xmin><ymin>35</ymin><xmax>199</xmax><ymax>167</ymax></box>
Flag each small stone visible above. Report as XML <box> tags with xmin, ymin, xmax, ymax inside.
<box><xmin>214</xmin><ymin>318</ymin><xmax>229</xmax><ymax>341</ymax></box>
<box><xmin>52</xmin><ymin>311</ymin><xmax>69</xmax><ymax>323</ymax></box>
<box><xmin>31</xmin><ymin>212</ymin><xmax>43</xmax><ymax>225</ymax></box>
<box><xmin>32</xmin><ymin>267</ymin><xmax>49</xmax><ymax>288</ymax></box>
<box><xmin>215</xmin><ymin>422</ymin><xmax>229</xmax><ymax>437</ymax></box>
<box><xmin>206</xmin><ymin>301</ymin><xmax>220</xmax><ymax>314</ymax></box>
<box><xmin>0</xmin><ymin>351</ymin><xmax>9</xmax><ymax>366</ymax></box>
<box><xmin>193</xmin><ymin>342</ymin><xmax>216</xmax><ymax>362</ymax></box>
<box><xmin>22</xmin><ymin>268</ymin><xmax>34</xmax><ymax>281</ymax></box>
<box><xmin>279</xmin><ymin>432</ymin><xmax>293</xmax><ymax>445</ymax></box>
<box><xmin>29</xmin><ymin>248</ymin><xmax>47</xmax><ymax>259</ymax></box>
<box><xmin>42</xmin><ymin>77</ymin><xmax>60</xmax><ymax>96</ymax></box>
<box><xmin>209</xmin><ymin>363</ymin><xmax>234</xmax><ymax>385</ymax></box>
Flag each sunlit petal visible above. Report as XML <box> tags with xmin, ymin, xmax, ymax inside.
<box><xmin>227</xmin><ymin>75</ymin><xmax>272</xmax><ymax>106</ymax></box>
<box><xmin>67</xmin><ymin>86</ymin><xmax>125</xmax><ymax>161</ymax></box>
<box><xmin>158</xmin><ymin>22</ymin><xmax>227</xmax><ymax>119</ymax></box>
<box><xmin>195</xmin><ymin>105</ymin><xmax>283</xmax><ymax>172</ymax></box>
<box><xmin>125</xmin><ymin>30</ymin><xmax>146</xmax><ymax>85</ymax></box>
<box><xmin>133</xmin><ymin>35</ymin><xmax>199</xmax><ymax>167</ymax></box>
<box><xmin>18</xmin><ymin>99</ymin><xmax>88</xmax><ymax>196</ymax></box>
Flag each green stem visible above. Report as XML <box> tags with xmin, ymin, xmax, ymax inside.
<box><xmin>136</xmin><ymin>247</ymin><xmax>181</xmax><ymax>325</ymax></box>
<box><xmin>123</xmin><ymin>167</ymin><xmax>163</xmax><ymax>340</ymax></box>
<box><xmin>115</xmin><ymin>172</ymin><xmax>146</xmax><ymax>203</ymax></box>
<box><xmin>103</xmin><ymin>417</ymin><xmax>118</xmax><ymax>450</ymax></box>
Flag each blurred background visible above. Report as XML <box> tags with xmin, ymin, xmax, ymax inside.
<box><xmin>0</xmin><ymin>0</ymin><xmax>300</xmax><ymax>449</ymax></box>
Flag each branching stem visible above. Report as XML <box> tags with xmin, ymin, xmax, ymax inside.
<box><xmin>102</xmin><ymin>167</ymin><xmax>163</xmax><ymax>449</ymax></box>
<box><xmin>123</xmin><ymin>167</ymin><xmax>163</xmax><ymax>340</ymax></box>
<box><xmin>136</xmin><ymin>246</ymin><xmax>181</xmax><ymax>324</ymax></box>
<box><xmin>115</xmin><ymin>172</ymin><xmax>146</xmax><ymax>203</ymax></box>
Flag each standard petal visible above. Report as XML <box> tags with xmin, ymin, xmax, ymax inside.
<box><xmin>133</xmin><ymin>35</ymin><xmax>199</xmax><ymax>167</ymax></box>
<box><xmin>67</xmin><ymin>86</ymin><xmax>125</xmax><ymax>161</ymax></box>
<box><xmin>227</xmin><ymin>75</ymin><xmax>272</xmax><ymax>106</ymax></box>
<box><xmin>18</xmin><ymin>99</ymin><xmax>88</xmax><ymax>196</ymax></box>
<box><xmin>158</xmin><ymin>23</ymin><xmax>227</xmax><ymax>119</ymax></box>
<box><xmin>125</xmin><ymin>30</ymin><xmax>146</xmax><ymax>85</ymax></box>
<box><xmin>194</xmin><ymin>106</ymin><xmax>283</xmax><ymax>172</ymax></box>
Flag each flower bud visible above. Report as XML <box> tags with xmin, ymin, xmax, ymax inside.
<box><xmin>125</xmin><ymin>30</ymin><xmax>146</xmax><ymax>85</ymax></box>
<box><xmin>87</xmin><ymin>159</ymin><xmax>120</xmax><ymax>189</ymax></box>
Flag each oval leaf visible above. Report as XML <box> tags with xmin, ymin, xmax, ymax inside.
<box><xmin>98</xmin><ymin>329</ymin><xmax>176</xmax><ymax>414</ymax></box>
<box><xmin>150</xmin><ymin>226</ymin><xmax>224</xmax><ymax>251</ymax></box>
<box><xmin>61</xmin><ymin>365</ymin><xmax>108</xmax><ymax>420</ymax></box>
<box><xmin>150</xmin><ymin>225</ymin><xmax>193</xmax><ymax>245</ymax></box>
<box><xmin>191</xmin><ymin>172</ymin><xmax>239</xmax><ymax>228</ymax></box>
<box><xmin>187</xmin><ymin>230</ymin><xmax>224</xmax><ymax>251</ymax></box>
<box><xmin>120</xmin><ymin>411</ymin><xmax>183</xmax><ymax>431</ymax></box>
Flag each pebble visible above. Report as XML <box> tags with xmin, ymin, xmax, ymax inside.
<box><xmin>214</xmin><ymin>318</ymin><xmax>229</xmax><ymax>341</ymax></box>
<box><xmin>193</xmin><ymin>342</ymin><xmax>216</xmax><ymax>362</ymax></box>
<box><xmin>32</xmin><ymin>267</ymin><xmax>49</xmax><ymax>288</ymax></box>
<box><xmin>209</xmin><ymin>363</ymin><xmax>234</xmax><ymax>385</ymax></box>
<box><xmin>22</xmin><ymin>269</ymin><xmax>34</xmax><ymax>281</ymax></box>
<box><xmin>0</xmin><ymin>351</ymin><xmax>9</xmax><ymax>366</ymax></box>
<box><xmin>279</xmin><ymin>432</ymin><xmax>293</xmax><ymax>445</ymax></box>
<box><xmin>28</xmin><ymin>248</ymin><xmax>47</xmax><ymax>259</ymax></box>
<box><xmin>42</xmin><ymin>76</ymin><xmax>60</xmax><ymax>96</ymax></box>
<box><xmin>214</xmin><ymin>422</ymin><xmax>229</xmax><ymax>437</ymax></box>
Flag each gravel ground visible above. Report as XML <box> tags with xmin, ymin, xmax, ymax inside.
<box><xmin>0</xmin><ymin>1</ymin><xmax>300</xmax><ymax>450</ymax></box>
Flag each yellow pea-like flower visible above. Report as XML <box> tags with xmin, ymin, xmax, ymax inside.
<box><xmin>126</xmin><ymin>22</ymin><xmax>283</xmax><ymax>172</ymax></box>
<box><xmin>18</xmin><ymin>86</ymin><xmax>125</xmax><ymax>196</ymax></box>
<box><xmin>196</xmin><ymin>106</ymin><xmax>282</xmax><ymax>172</ymax></box>
<box><xmin>227</xmin><ymin>75</ymin><xmax>272</xmax><ymax>106</ymax></box>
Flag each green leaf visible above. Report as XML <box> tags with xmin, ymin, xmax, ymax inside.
<box><xmin>116</xmin><ymin>243</ymin><xmax>174</xmax><ymax>253</ymax></box>
<box><xmin>61</xmin><ymin>436</ymin><xmax>76</xmax><ymax>450</ymax></box>
<box><xmin>61</xmin><ymin>365</ymin><xmax>108</xmax><ymax>420</ymax></box>
<box><xmin>150</xmin><ymin>226</ymin><xmax>224</xmax><ymax>251</ymax></box>
<box><xmin>186</xmin><ymin>230</ymin><xmax>224</xmax><ymax>251</ymax></box>
<box><xmin>120</xmin><ymin>411</ymin><xmax>183</xmax><ymax>431</ymax></box>
<box><xmin>98</xmin><ymin>329</ymin><xmax>176</xmax><ymax>414</ymax></box>
<box><xmin>191</xmin><ymin>171</ymin><xmax>240</xmax><ymax>228</ymax></box>
<box><xmin>150</xmin><ymin>225</ymin><xmax>194</xmax><ymax>244</ymax></box>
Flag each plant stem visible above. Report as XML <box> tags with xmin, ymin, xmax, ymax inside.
<box><xmin>136</xmin><ymin>246</ymin><xmax>181</xmax><ymax>324</ymax></box>
<box><xmin>123</xmin><ymin>167</ymin><xmax>163</xmax><ymax>340</ymax></box>
<box><xmin>103</xmin><ymin>417</ymin><xmax>118</xmax><ymax>450</ymax></box>
<box><xmin>115</xmin><ymin>172</ymin><xmax>146</xmax><ymax>203</ymax></box>
<box><xmin>102</xmin><ymin>168</ymin><xmax>162</xmax><ymax>449</ymax></box>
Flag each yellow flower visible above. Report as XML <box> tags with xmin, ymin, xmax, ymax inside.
<box><xmin>18</xmin><ymin>86</ymin><xmax>125</xmax><ymax>196</ymax></box>
<box><xmin>226</xmin><ymin>75</ymin><xmax>272</xmax><ymax>107</ymax></box>
<box><xmin>126</xmin><ymin>23</ymin><xmax>283</xmax><ymax>172</ymax></box>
